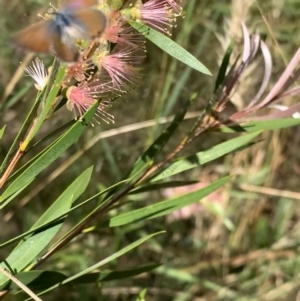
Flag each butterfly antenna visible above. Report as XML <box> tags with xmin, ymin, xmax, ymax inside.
<box><xmin>49</xmin><ymin>3</ymin><xmax>58</xmax><ymax>13</ymax></box>
<box><xmin>37</xmin><ymin>13</ymin><xmax>47</xmax><ymax>20</ymax></box>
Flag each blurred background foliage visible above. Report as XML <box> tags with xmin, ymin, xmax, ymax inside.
<box><xmin>2</xmin><ymin>0</ymin><xmax>300</xmax><ymax>300</ymax></box>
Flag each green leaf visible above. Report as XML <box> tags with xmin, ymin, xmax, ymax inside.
<box><xmin>30</xmin><ymin>232</ymin><xmax>164</xmax><ymax>299</ymax></box>
<box><xmin>136</xmin><ymin>288</ymin><xmax>147</xmax><ymax>301</ymax></box>
<box><xmin>1</xmin><ymin>264</ymin><xmax>159</xmax><ymax>291</ymax></box>
<box><xmin>130</xmin><ymin>22</ymin><xmax>211</xmax><ymax>75</ymax></box>
<box><xmin>0</xmin><ymin>125</ymin><xmax>5</xmax><ymax>140</ymax></box>
<box><xmin>104</xmin><ymin>176</ymin><xmax>231</xmax><ymax>228</ymax></box>
<box><xmin>1</xmin><ymin>83</ymin><xmax>31</xmax><ymax>110</ymax></box>
<box><xmin>151</xmin><ymin>131</ymin><xmax>261</xmax><ymax>181</ymax></box>
<box><xmin>214</xmin><ymin>41</ymin><xmax>234</xmax><ymax>92</ymax></box>
<box><xmin>127</xmin><ymin>99</ymin><xmax>191</xmax><ymax>180</ymax></box>
<box><xmin>0</xmin><ymin>101</ymin><xmax>99</xmax><ymax>203</ymax></box>
<box><xmin>221</xmin><ymin>118</ymin><xmax>300</xmax><ymax>133</ymax></box>
<box><xmin>0</xmin><ymin>271</ymin><xmax>67</xmax><ymax>291</ymax></box>
<box><xmin>0</xmin><ymin>167</ymin><xmax>93</xmax><ymax>249</ymax></box>
<box><xmin>0</xmin><ymin>179</ymin><xmax>34</xmax><ymax>210</ymax></box>
<box><xmin>0</xmin><ymin>166</ymin><xmax>93</xmax><ymax>286</ymax></box>
<box><xmin>20</xmin><ymin>61</ymin><xmax>65</xmax><ymax>151</ymax></box>
<box><xmin>130</xmin><ymin>180</ymin><xmax>200</xmax><ymax>194</ymax></box>
<box><xmin>103</xmin><ymin>99</ymin><xmax>192</xmax><ymax>203</ymax></box>
<box><xmin>69</xmin><ymin>263</ymin><xmax>160</xmax><ymax>284</ymax></box>
<box><xmin>36</xmin><ymin>166</ymin><xmax>92</xmax><ymax>225</ymax></box>
<box><xmin>0</xmin><ymin>62</ymin><xmax>59</xmax><ymax>176</ymax></box>
<box><xmin>8</xmin><ymin>121</ymin><xmax>75</xmax><ymax>184</ymax></box>
<box><xmin>155</xmin><ymin>266</ymin><xmax>198</xmax><ymax>284</ymax></box>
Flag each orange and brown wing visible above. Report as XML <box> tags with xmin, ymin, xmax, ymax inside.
<box><xmin>60</xmin><ymin>0</ymin><xmax>98</xmax><ymax>9</ymax></box>
<box><xmin>72</xmin><ymin>8</ymin><xmax>107</xmax><ymax>39</ymax></box>
<box><xmin>51</xmin><ymin>34</ymin><xmax>79</xmax><ymax>62</ymax></box>
<box><xmin>10</xmin><ymin>20</ymin><xmax>52</xmax><ymax>54</ymax></box>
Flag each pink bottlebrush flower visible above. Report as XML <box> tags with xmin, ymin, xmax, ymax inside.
<box><xmin>64</xmin><ymin>59</ymin><xmax>94</xmax><ymax>83</ymax></box>
<box><xmin>66</xmin><ymin>81</ymin><xmax>114</xmax><ymax>123</ymax></box>
<box><xmin>105</xmin><ymin>12</ymin><xmax>146</xmax><ymax>49</ymax></box>
<box><xmin>132</xmin><ymin>0</ymin><xmax>177</xmax><ymax>35</ymax></box>
<box><xmin>93</xmin><ymin>47</ymin><xmax>144</xmax><ymax>92</ymax></box>
<box><xmin>165</xmin><ymin>0</ymin><xmax>184</xmax><ymax>14</ymax></box>
<box><xmin>24</xmin><ymin>57</ymin><xmax>48</xmax><ymax>90</ymax></box>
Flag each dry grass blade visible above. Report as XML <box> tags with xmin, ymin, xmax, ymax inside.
<box><xmin>246</xmin><ymin>40</ymin><xmax>272</xmax><ymax>108</ymax></box>
<box><xmin>257</xmin><ymin>48</ymin><xmax>300</xmax><ymax>109</ymax></box>
<box><xmin>1</xmin><ymin>53</ymin><xmax>34</xmax><ymax>105</ymax></box>
<box><xmin>240</xmin><ymin>183</ymin><xmax>300</xmax><ymax>200</ymax></box>
<box><xmin>0</xmin><ymin>267</ymin><xmax>42</xmax><ymax>301</ymax></box>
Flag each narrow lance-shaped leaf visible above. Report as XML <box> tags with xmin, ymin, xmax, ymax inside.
<box><xmin>103</xmin><ymin>98</ymin><xmax>192</xmax><ymax>203</ymax></box>
<box><xmin>0</xmin><ymin>166</ymin><xmax>93</xmax><ymax>287</ymax></box>
<box><xmin>151</xmin><ymin>131</ymin><xmax>261</xmax><ymax>182</ymax></box>
<box><xmin>128</xmin><ymin>98</ymin><xmax>192</xmax><ymax>180</ymax></box>
<box><xmin>221</xmin><ymin>118</ymin><xmax>300</xmax><ymax>133</ymax></box>
<box><xmin>130</xmin><ymin>22</ymin><xmax>211</xmax><ymax>75</ymax></box>
<box><xmin>0</xmin><ymin>61</ymin><xmax>59</xmax><ymax>176</ymax></box>
<box><xmin>7</xmin><ymin>121</ymin><xmax>76</xmax><ymax>185</ymax></box>
<box><xmin>0</xmin><ymin>126</ymin><xmax>5</xmax><ymax>140</ymax></box>
<box><xmin>69</xmin><ymin>263</ymin><xmax>160</xmax><ymax>284</ymax></box>
<box><xmin>29</xmin><ymin>231</ymin><xmax>164</xmax><ymax>299</ymax></box>
<box><xmin>1</xmin><ymin>264</ymin><xmax>159</xmax><ymax>291</ymax></box>
<box><xmin>104</xmin><ymin>176</ymin><xmax>231</xmax><ymax>228</ymax></box>
<box><xmin>20</xmin><ymin>61</ymin><xmax>65</xmax><ymax>151</ymax></box>
<box><xmin>0</xmin><ymin>167</ymin><xmax>93</xmax><ymax>249</ymax></box>
<box><xmin>130</xmin><ymin>180</ymin><xmax>200</xmax><ymax>194</ymax></box>
<box><xmin>136</xmin><ymin>289</ymin><xmax>147</xmax><ymax>301</ymax></box>
<box><xmin>214</xmin><ymin>40</ymin><xmax>234</xmax><ymax>92</ymax></box>
<box><xmin>0</xmin><ymin>179</ymin><xmax>34</xmax><ymax>210</ymax></box>
<box><xmin>0</xmin><ymin>271</ymin><xmax>67</xmax><ymax>291</ymax></box>
<box><xmin>0</xmin><ymin>101</ymin><xmax>99</xmax><ymax>203</ymax></box>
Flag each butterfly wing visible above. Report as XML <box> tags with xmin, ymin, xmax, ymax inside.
<box><xmin>10</xmin><ymin>20</ymin><xmax>52</xmax><ymax>54</ymax></box>
<box><xmin>51</xmin><ymin>7</ymin><xmax>106</xmax><ymax>61</ymax></box>
<box><xmin>10</xmin><ymin>1</ymin><xmax>106</xmax><ymax>61</ymax></box>
<box><xmin>51</xmin><ymin>33</ymin><xmax>79</xmax><ymax>62</ymax></box>
<box><xmin>71</xmin><ymin>8</ymin><xmax>107</xmax><ymax>39</ymax></box>
<box><xmin>60</xmin><ymin>0</ymin><xmax>98</xmax><ymax>9</ymax></box>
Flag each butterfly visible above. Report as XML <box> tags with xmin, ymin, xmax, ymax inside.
<box><xmin>10</xmin><ymin>0</ymin><xmax>107</xmax><ymax>62</ymax></box>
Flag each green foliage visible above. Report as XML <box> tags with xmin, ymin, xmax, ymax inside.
<box><xmin>0</xmin><ymin>102</ymin><xmax>98</xmax><ymax>203</ymax></box>
<box><xmin>1</xmin><ymin>1</ymin><xmax>300</xmax><ymax>300</ymax></box>
<box><xmin>0</xmin><ymin>126</ymin><xmax>5</xmax><ymax>140</ymax></box>
<box><xmin>130</xmin><ymin>22</ymin><xmax>212</xmax><ymax>75</ymax></box>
